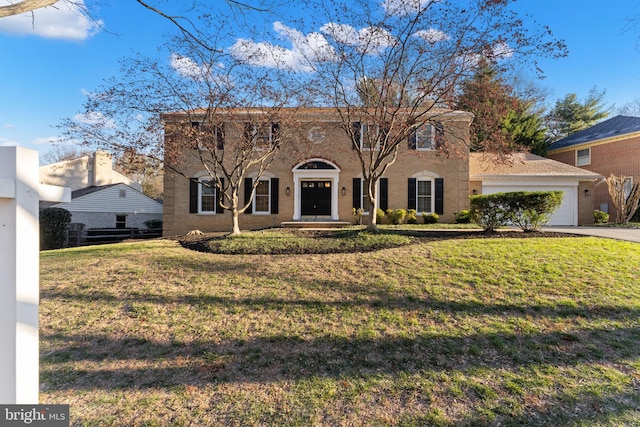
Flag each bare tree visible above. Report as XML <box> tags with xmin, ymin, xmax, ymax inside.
<box><xmin>0</xmin><ymin>0</ymin><xmax>57</xmax><ymax>18</ymax></box>
<box><xmin>606</xmin><ymin>174</ymin><xmax>640</xmax><ymax>224</ymax></box>
<box><xmin>287</xmin><ymin>0</ymin><xmax>567</xmax><ymax>231</ymax></box>
<box><xmin>60</xmin><ymin>16</ymin><xmax>303</xmax><ymax>234</ymax></box>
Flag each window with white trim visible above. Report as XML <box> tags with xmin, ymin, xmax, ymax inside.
<box><xmin>576</xmin><ymin>148</ymin><xmax>591</xmax><ymax>166</ymax></box>
<box><xmin>354</xmin><ymin>122</ymin><xmax>383</xmax><ymax>151</ymax></box>
<box><xmin>246</xmin><ymin>123</ymin><xmax>278</xmax><ymax>150</ymax></box>
<box><xmin>415</xmin><ymin>124</ymin><xmax>435</xmax><ymax>150</ymax></box>
<box><xmin>253</xmin><ymin>179</ymin><xmax>271</xmax><ymax>213</ymax></box>
<box><xmin>624</xmin><ymin>177</ymin><xmax>633</xmax><ymax>199</ymax></box>
<box><xmin>199</xmin><ymin>178</ymin><xmax>217</xmax><ymax>213</ymax></box>
<box><xmin>417</xmin><ymin>179</ymin><xmax>434</xmax><ymax>213</ymax></box>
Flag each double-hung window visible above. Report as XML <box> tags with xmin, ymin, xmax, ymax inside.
<box><xmin>199</xmin><ymin>178</ymin><xmax>217</xmax><ymax>213</ymax></box>
<box><xmin>415</xmin><ymin>124</ymin><xmax>435</xmax><ymax>150</ymax></box>
<box><xmin>246</xmin><ymin>123</ymin><xmax>279</xmax><ymax>150</ymax></box>
<box><xmin>416</xmin><ymin>179</ymin><xmax>434</xmax><ymax>213</ymax></box>
<box><xmin>192</xmin><ymin>121</ymin><xmax>225</xmax><ymax>150</ymax></box>
<box><xmin>353</xmin><ymin>122</ymin><xmax>381</xmax><ymax>151</ymax></box>
<box><xmin>254</xmin><ymin>179</ymin><xmax>271</xmax><ymax>214</ymax></box>
<box><xmin>576</xmin><ymin>148</ymin><xmax>591</xmax><ymax>166</ymax></box>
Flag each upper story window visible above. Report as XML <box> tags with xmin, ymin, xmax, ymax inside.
<box><xmin>352</xmin><ymin>122</ymin><xmax>386</xmax><ymax>151</ymax></box>
<box><xmin>409</xmin><ymin>122</ymin><xmax>444</xmax><ymax>150</ymax></box>
<box><xmin>191</xmin><ymin>121</ymin><xmax>224</xmax><ymax>150</ymax></box>
<box><xmin>245</xmin><ymin>122</ymin><xmax>279</xmax><ymax>150</ymax></box>
<box><xmin>576</xmin><ymin>148</ymin><xmax>591</xmax><ymax>166</ymax></box>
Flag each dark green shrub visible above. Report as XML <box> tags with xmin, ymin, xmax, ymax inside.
<box><xmin>454</xmin><ymin>210</ymin><xmax>472</xmax><ymax>224</ymax></box>
<box><xmin>387</xmin><ymin>209</ymin><xmax>407</xmax><ymax>225</ymax></box>
<box><xmin>376</xmin><ymin>208</ymin><xmax>385</xmax><ymax>224</ymax></box>
<box><xmin>406</xmin><ymin>209</ymin><xmax>418</xmax><ymax>224</ymax></box>
<box><xmin>503</xmin><ymin>191</ymin><xmax>563</xmax><ymax>232</ymax></box>
<box><xmin>470</xmin><ymin>191</ymin><xmax>563</xmax><ymax>232</ymax></box>
<box><xmin>593</xmin><ymin>210</ymin><xmax>609</xmax><ymax>224</ymax></box>
<box><xmin>40</xmin><ymin>207</ymin><xmax>72</xmax><ymax>250</ymax></box>
<box><xmin>422</xmin><ymin>212</ymin><xmax>439</xmax><ymax>224</ymax></box>
<box><xmin>144</xmin><ymin>219</ymin><xmax>163</xmax><ymax>229</ymax></box>
<box><xmin>470</xmin><ymin>194</ymin><xmax>509</xmax><ymax>232</ymax></box>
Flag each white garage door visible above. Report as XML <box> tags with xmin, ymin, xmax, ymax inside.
<box><xmin>482</xmin><ymin>185</ymin><xmax>578</xmax><ymax>226</ymax></box>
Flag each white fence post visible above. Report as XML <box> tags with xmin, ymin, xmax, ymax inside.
<box><xmin>0</xmin><ymin>146</ymin><xmax>69</xmax><ymax>404</ymax></box>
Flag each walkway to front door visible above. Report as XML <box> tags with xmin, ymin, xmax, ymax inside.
<box><xmin>301</xmin><ymin>181</ymin><xmax>331</xmax><ymax>216</ymax></box>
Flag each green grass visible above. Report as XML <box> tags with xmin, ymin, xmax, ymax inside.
<box><xmin>39</xmin><ymin>232</ymin><xmax>640</xmax><ymax>426</ymax></box>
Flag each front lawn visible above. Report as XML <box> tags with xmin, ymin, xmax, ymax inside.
<box><xmin>39</xmin><ymin>232</ymin><xmax>640</xmax><ymax>426</ymax></box>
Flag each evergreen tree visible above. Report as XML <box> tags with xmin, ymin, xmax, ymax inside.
<box><xmin>546</xmin><ymin>88</ymin><xmax>609</xmax><ymax>141</ymax></box>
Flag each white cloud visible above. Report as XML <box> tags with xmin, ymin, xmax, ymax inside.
<box><xmin>0</xmin><ymin>0</ymin><xmax>101</xmax><ymax>41</ymax></box>
<box><xmin>230</xmin><ymin>22</ymin><xmax>336</xmax><ymax>72</ymax></box>
<box><xmin>73</xmin><ymin>111</ymin><xmax>116</xmax><ymax>128</ymax></box>
<box><xmin>320</xmin><ymin>23</ymin><xmax>396</xmax><ymax>54</ymax></box>
<box><xmin>413</xmin><ymin>28</ymin><xmax>449</xmax><ymax>44</ymax></box>
<box><xmin>381</xmin><ymin>0</ymin><xmax>435</xmax><ymax>16</ymax></box>
<box><xmin>170</xmin><ymin>53</ymin><xmax>208</xmax><ymax>79</ymax></box>
<box><xmin>32</xmin><ymin>136</ymin><xmax>64</xmax><ymax>145</ymax></box>
<box><xmin>3</xmin><ymin>123</ymin><xmax>16</xmax><ymax>129</ymax></box>
<box><xmin>0</xmin><ymin>136</ymin><xmax>19</xmax><ymax>146</ymax></box>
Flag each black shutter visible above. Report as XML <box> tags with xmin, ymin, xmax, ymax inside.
<box><xmin>352</xmin><ymin>178</ymin><xmax>361</xmax><ymax>209</ymax></box>
<box><xmin>216</xmin><ymin>178</ymin><xmax>225</xmax><ymax>214</ymax></box>
<box><xmin>408</xmin><ymin>178</ymin><xmax>417</xmax><ymax>210</ymax></box>
<box><xmin>435</xmin><ymin>122</ymin><xmax>445</xmax><ymax>149</ymax></box>
<box><xmin>435</xmin><ymin>178</ymin><xmax>444</xmax><ymax>215</ymax></box>
<box><xmin>408</xmin><ymin>130</ymin><xmax>417</xmax><ymax>150</ymax></box>
<box><xmin>352</xmin><ymin>122</ymin><xmax>361</xmax><ymax>150</ymax></box>
<box><xmin>270</xmin><ymin>178</ymin><xmax>279</xmax><ymax>214</ymax></box>
<box><xmin>271</xmin><ymin>123</ymin><xmax>280</xmax><ymax>146</ymax></box>
<box><xmin>379</xmin><ymin>178</ymin><xmax>388</xmax><ymax>211</ymax></box>
<box><xmin>244</xmin><ymin>177</ymin><xmax>253</xmax><ymax>214</ymax></box>
<box><xmin>216</xmin><ymin>123</ymin><xmax>225</xmax><ymax>150</ymax></box>
<box><xmin>189</xmin><ymin>178</ymin><xmax>199</xmax><ymax>213</ymax></box>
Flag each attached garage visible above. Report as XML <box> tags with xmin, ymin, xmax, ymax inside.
<box><xmin>470</xmin><ymin>153</ymin><xmax>603</xmax><ymax>226</ymax></box>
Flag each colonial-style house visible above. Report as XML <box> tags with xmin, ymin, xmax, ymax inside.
<box><xmin>162</xmin><ymin>107</ymin><xmax>473</xmax><ymax>235</ymax></box>
<box><xmin>547</xmin><ymin>115</ymin><xmax>640</xmax><ymax>218</ymax></box>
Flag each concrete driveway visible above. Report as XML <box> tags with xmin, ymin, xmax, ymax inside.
<box><xmin>543</xmin><ymin>226</ymin><xmax>640</xmax><ymax>243</ymax></box>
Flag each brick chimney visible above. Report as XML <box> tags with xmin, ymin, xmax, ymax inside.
<box><xmin>90</xmin><ymin>150</ymin><xmax>113</xmax><ymax>187</ymax></box>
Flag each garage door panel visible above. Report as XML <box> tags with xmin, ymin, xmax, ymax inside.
<box><xmin>481</xmin><ymin>185</ymin><xmax>577</xmax><ymax>226</ymax></box>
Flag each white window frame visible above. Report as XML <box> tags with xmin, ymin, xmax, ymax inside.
<box><xmin>249</xmin><ymin>123</ymin><xmax>275</xmax><ymax>151</ymax></box>
<box><xmin>198</xmin><ymin>177</ymin><xmax>218</xmax><ymax>214</ymax></box>
<box><xmin>416</xmin><ymin>178</ymin><xmax>435</xmax><ymax>214</ymax></box>
<box><xmin>359</xmin><ymin>178</ymin><xmax>379</xmax><ymax>215</ymax></box>
<box><xmin>576</xmin><ymin>147</ymin><xmax>591</xmax><ymax>166</ymax></box>
<box><xmin>624</xmin><ymin>177</ymin><xmax>633</xmax><ymax>199</ymax></box>
<box><xmin>193</xmin><ymin>122</ymin><xmax>224</xmax><ymax>151</ymax></box>
<box><xmin>359</xmin><ymin>123</ymin><xmax>381</xmax><ymax>151</ymax></box>
<box><xmin>415</xmin><ymin>124</ymin><xmax>435</xmax><ymax>150</ymax></box>
<box><xmin>252</xmin><ymin>178</ymin><xmax>271</xmax><ymax>214</ymax></box>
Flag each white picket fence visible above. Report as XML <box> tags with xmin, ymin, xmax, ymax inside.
<box><xmin>0</xmin><ymin>147</ymin><xmax>70</xmax><ymax>404</ymax></box>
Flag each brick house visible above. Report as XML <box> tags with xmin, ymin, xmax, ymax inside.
<box><xmin>162</xmin><ymin>107</ymin><xmax>473</xmax><ymax>235</ymax></box>
<box><xmin>547</xmin><ymin>115</ymin><xmax>640</xmax><ymax>219</ymax></box>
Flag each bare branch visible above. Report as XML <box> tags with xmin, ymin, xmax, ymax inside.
<box><xmin>0</xmin><ymin>0</ymin><xmax>57</xmax><ymax>18</ymax></box>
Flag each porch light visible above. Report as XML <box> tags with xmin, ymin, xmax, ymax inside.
<box><xmin>342</xmin><ymin>186</ymin><xmax>346</xmax><ymax>196</ymax></box>
<box><xmin>584</xmin><ymin>189</ymin><xmax>590</xmax><ymax>197</ymax></box>
<box><xmin>286</xmin><ymin>187</ymin><xmax>290</xmax><ymax>196</ymax></box>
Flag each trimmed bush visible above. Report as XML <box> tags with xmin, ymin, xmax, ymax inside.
<box><xmin>593</xmin><ymin>210</ymin><xmax>609</xmax><ymax>224</ymax></box>
<box><xmin>386</xmin><ymin>209</ymin><xmax>406</xmax><ymax>225</ymax></box>
<box><xmin>406</xmin><ymin>209</ymin><xmax>418</xmax><ymax>224</ymax></box>
<box><xmin>470</xmin><ymin>191</ymin><xmax>563</xmax><ymax>232</ymax></box>
<box><xmin>422</xmin><ymin>212</ymin><xmax>439</xmax><ymax>224</ymax></box>
<box><xmin>40</xmin><ymin>207</ymin><xmax>72</xmax><ymax>250</ymax></box>
<box><xmin>376</xmin><ymin>208</ymin><xmax>386</xmax><ymax>224</ymax></box>
<box><xmin>454</xmin><ymin>210</ymin><xmax>472</xmax><ymax>224</ymax></box>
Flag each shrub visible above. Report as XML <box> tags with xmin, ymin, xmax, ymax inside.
<box><xmin>40</xmin><ymin>207</ymin><xmax>72</xmax><ymax>250</ymax></box>
<box><xmin>593</xmin><ymin>210</ymin><xmax>609</xmax><ymax>224</ymax></box>
<box><xmin>470</xmin><ymin>194</ymin><xmax>509</xmax><ymax>232</ymax></box>
<box><xmin>405</xmin><ymin>209</ymin><xmax>418</xmax><ymax>224</ymax></box>
<box><xmin>352</xmin><ymin>208</ymin><xmax>364</xmax><ymax>225</ymax></box>
<box><xmin>144</xmin><ymin>219</ymin><xmax>163</xmax><ymax>229</ymax></box>
<box><xmin>503</xmin><ymin>191</ymin><xmax>563</xmax><ymax>232</ymax></box>
<box><xmin>387</xmin><ymin>209</ymin><xmax>407</xmax><ymax>225</ymax></box>
<box><xmin>422</xmin><ymin>212</ymin><xmax>439</xmax><ymax>224</ymax></box>
<box><xmin>376</xmin><ymin>208</ymin><xmax>386</xmax><ymax>224</ymax></box>
<box><xmin>454</xmin><ymin>210</ymin><xmax>472</xmax><ymax>224</ymax></box>
<box><xmin>470</xmin><ymin>191</ymin><xmax>563</xmax><ymax>232</ymax></box>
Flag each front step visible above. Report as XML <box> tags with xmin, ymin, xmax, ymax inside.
<box><xmin>281</xmin><ymin>221</ymin><xmax>353</xmax><ymax>229</ymax></box>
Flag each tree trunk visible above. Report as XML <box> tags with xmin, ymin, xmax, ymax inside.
<box><xmin>231</xmin><ymin>210</ymin><xmax>241</xmax><ymax>235</ymax></box>
<box><xmin>366</xmin><ymin>180</ymin><xmax>378</xmax><ymax>232</ymax></box>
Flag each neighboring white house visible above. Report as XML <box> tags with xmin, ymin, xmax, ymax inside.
<box><xmin>40</xmin><ymin>151</ymin><xmax>163</xmax><ymax>230</ymax></box>
<box><xmin>39</xmin><ymin>150</ymin><xmax>142</xmax><ymax>192</ymax></box>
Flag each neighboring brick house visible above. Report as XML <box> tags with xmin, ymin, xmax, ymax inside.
<box><xmin>547</xmin><ymin>115</ymin><xmax>640</xmax><ymax>219</ymax></box>
<box><xmin>162</xmin><ymin>107</ymin><xmax>474</xmax><ymax>235</ymax></box>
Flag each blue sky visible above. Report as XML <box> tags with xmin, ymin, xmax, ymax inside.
<box><xmin>1</xmin><ymin>0</ymin><xmax>640</xmax><ymax>159</ymax></box>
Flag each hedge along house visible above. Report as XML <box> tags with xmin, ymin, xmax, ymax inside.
<box><xmin>162</xmin><ymin>107</ymin><xmax>474</xmax><ymax>235</ymax></box>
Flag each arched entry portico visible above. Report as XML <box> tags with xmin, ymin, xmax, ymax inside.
<box><xmin>292</xmin><ymin>159</ymin><xmax>341</xmax><ymax>220</ymax></box>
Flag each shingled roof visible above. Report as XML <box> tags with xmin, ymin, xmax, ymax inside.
<box><xmin>469</xmin><ymin>152</ymin><xmax>603</xmax><ymax>179</ymax></box>
<box><xmin>549</xmin><ymin>115</ymin><xmax>640</xmax><ymax>150</ymax></box>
